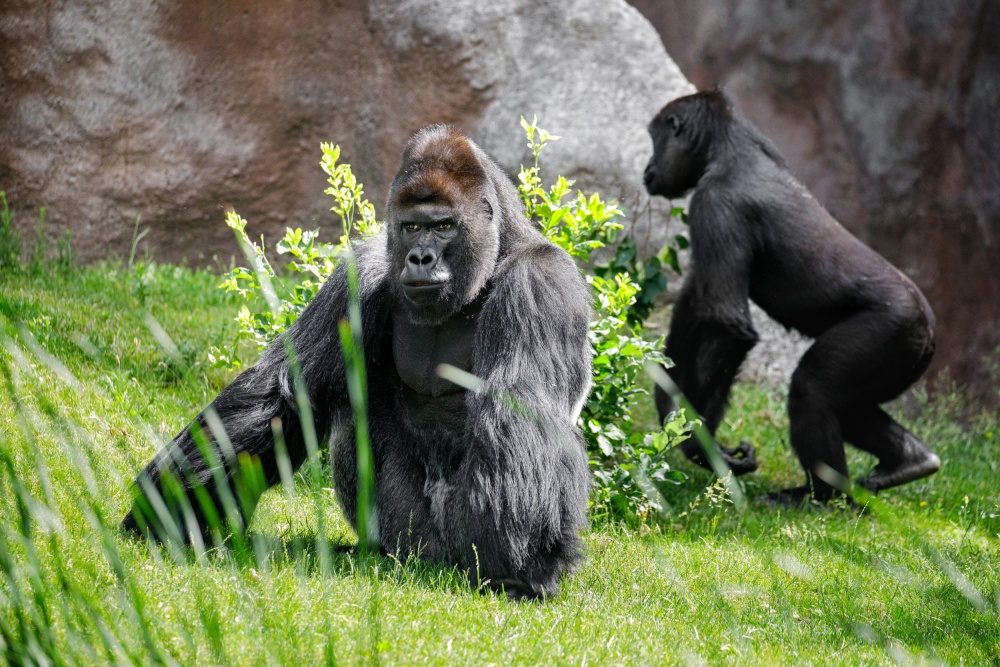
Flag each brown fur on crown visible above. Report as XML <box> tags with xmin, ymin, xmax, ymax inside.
<box><xmin>391</xmin><ymin>126</ymin><xmax>487</xmax><ymax>210</ymax></box>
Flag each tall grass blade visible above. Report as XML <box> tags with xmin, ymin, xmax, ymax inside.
<box><xmin>337</xmin><ymin>249</ymin><xmax>377</xmax><ymax>554</ymax></box>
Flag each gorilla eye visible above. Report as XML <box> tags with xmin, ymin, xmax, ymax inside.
<box><xmin>402</xmin><ymin>223</ymin><xmax>421</xmax><ymax>232</ymax></box>
<box><xmin>435</xmin><ymin>222</ymin><xmax>453</xmax><ymax>230</ymax></box>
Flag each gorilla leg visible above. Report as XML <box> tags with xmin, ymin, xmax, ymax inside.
<box><xmin>837</xmin><ymin>334</ymin><xmax>938</xmax><ymax>492</ymax></box>
<box><xmin>374</xmin><ymin>452</ymin><xmax>449</xmax><ymax>561</ymax></box>
<box><xmin>659</xmin><ymin>309</ymin><xmax>759</xmax><ymax>475</ymax></box>
<box><xmin>772</xmin><ymin>316</ymin><xmax>866</xmax><ymax>503</ymax></box>
<box><xmin>841</xmin><ymin>406</ymin><xmax>939</xmax><ymax>492</ymax></box>
<box><xmin>777</xmin><ymin>363</ymin><xmax>850</xmax><ymax>503</ymax></box>
<box><xmin>332</xmin><ymin>421</ymin><xmax>447</xmax><ymax>562</ymax></box>
<box><xmin>773</xmin><ymin>310</ymin><xmax>937</xmax><ymax>504</ymax></box>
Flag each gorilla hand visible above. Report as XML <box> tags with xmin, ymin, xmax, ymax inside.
<box><xmin>681</xmin><ymin>438</ymin><xmax>758</xmax><ymax>476</ymax></box>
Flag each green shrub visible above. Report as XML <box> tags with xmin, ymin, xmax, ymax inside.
<box><xmin>213</xmin><ymin>122</ymin><xmax>692</xmax><ymax>523</ymax></box>
<box><xmin>594</xmin><ymin>223</ymin><xmax>688</xmax><ymax>326</ymax></box>
<box><xmin>207</xmin><ymin>143</ymin><xmax>380</xmax><ymax>369</ymax></box>
<box><xmin>516</xmin><ymin>118</ymin><xmax>690</xmax><ymax>522</ymax></box>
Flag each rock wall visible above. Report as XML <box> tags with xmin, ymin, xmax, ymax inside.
<box><xmin>0</xmin><ymin>0</ymin><xmax>488</xmax><ymax>262</ymax></box>
<box><xmin>630</xmin><ymin>0</ymin><xmax>1000</xmax><ymax>406</ymax></box>
<box><xmin>0</xmin><ymin>0</ymin><xmax>688</xmax><ymax>267</ymax></box>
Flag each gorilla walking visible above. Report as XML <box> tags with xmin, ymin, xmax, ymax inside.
<box><xmin>643</xmin><ymin>90</ymin><xmax>940</xmax><ymax>505</ymax></box>
<box><xmin>123</xmin><ymin>126</ymin><xmax>593</xmax><ymax>599</ymax></box>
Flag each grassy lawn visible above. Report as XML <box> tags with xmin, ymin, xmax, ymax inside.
<box><xmin>0</xmin><ymin>264</ymin><xmax>997</xmax><ymax>666</ymax></box>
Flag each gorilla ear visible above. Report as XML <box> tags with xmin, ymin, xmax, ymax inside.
<box><xmin>667</xmin><ymin>115</ymin><xmax>681</xmax><ymax>136</ymax></box>
<box><xmin>481</xmin><ymin>198</ymin><xmax>494</xmax><ymax>220</ymax></box>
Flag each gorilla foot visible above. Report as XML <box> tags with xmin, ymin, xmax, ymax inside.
<box><xmin>686</xmin><ymin>440</ymin><xmax>758</xmax><ymax>476</ymax></box>
<box><xmin>720</xmin><ymin>441</ymin><xmax>759</xmax><ymax>475</ymax></box>
<box><xmin>857</xmin><ymin>436</ymin><xmax>940</xmax><ymax>493</ymax></box>
<box><xmin>762</xmin><ymin>485</ymin><xmax>821</xmax><ymax>508</ymax></box>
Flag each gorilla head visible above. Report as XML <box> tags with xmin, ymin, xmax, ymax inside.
<box><xmin>643</xmin><ymin>90</ymin><xmax>785</xmax><ymax>199</ymax></box>
<box><xmin>386</xmin><ymin>126</ymin><xmax>507</xmax><ymax>324</ymax></box>
<box><xmin>643</xmin><ymin>93</ymin><xmax>718</xmax><ymax>198</ymax></box>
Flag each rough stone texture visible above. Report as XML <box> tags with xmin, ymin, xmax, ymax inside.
<box><xmin>368</xmin><ymin>0</ymin><xmax>695</xmax><ymax>255</ymax></box>
<box><xmin>630</xmin><ymin>0</ymin><xmax>1000</xmax><ymax>406</ymax></box>
<box><xmin>0</xmin><ymin>0</ymin><xmax>489</xmax><ymax>263</ymax></box>
<box><xmin>0</xmin><ymin>0</ymin><xmax>688</xmax><ymax>264</ymax></box>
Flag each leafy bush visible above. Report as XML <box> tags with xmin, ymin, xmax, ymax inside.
<box><xmin>213</xmin><ymin>123</ymin><xmax>691</xmax><ymax>523</ymax></box>
<box><xmin>594</xmin><ymin>225</ymin><xmax>688</xmax><ymax>326</ymax></box>
<box><xmin>516</xmin><ymin>118</ymin><xmax>690</xmax><ymax>522</ymax></box>
<box><xmin>207</xmin><ymin>144</ymin><xmax>380</xmax><ymax>369</ymax></box>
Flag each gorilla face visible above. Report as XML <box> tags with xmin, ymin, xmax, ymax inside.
<box><xmin>397</xmin><ymin>205</ymin><xmax>461</xmax><ymax>309</ymax></box>
<box><xmin>643</xmin><ymin>104</ymin><xmax>705</xmax><ymax>199</ymax></box>
<box><xmin>387</xmin><ymin>127</ymin><xmax>501</xmax><ymax>324</ymax></box>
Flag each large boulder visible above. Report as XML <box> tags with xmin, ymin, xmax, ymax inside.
<box><xmin>370</xmin><ymin>0</ymin><xmax>695</xmax><ymax>255</ymax></box>
<box><xmin>0</xmin><ymin>0</ymin><xmax>488</xmax><ymax>261</ymax></box>
<box><xmin>1</xmin><ymin>0</ymin><xmax>688</xmax><ymax>263</ymax></box>
<box><xmin>630</xmin><ymin>0</ymin><xmax>1000</xmax><ymax>406</ymax></box>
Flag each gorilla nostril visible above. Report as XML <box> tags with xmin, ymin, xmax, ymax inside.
<box><xmin>407</xmin><ymin>250</ymin><xmax>436</xmax><ymax>267</ymax></box>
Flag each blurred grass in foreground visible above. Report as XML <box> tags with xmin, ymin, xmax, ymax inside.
<box><xmin>0</xmin><ymin>264</ymin><xmax>997</xmax><ymax>666</ymax></box>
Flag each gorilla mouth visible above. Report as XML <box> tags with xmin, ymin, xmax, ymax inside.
<box><xmin>402</xmin><ymin>281</ymin><xmax>447</xmax><ymax>305</ymax></box>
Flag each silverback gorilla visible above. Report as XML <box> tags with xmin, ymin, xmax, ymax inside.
<box><xmin>122</xmin><ymin>126</ymin><xmax>593</xmax><ymax>599</ymax></box>
<box><xmin>643</xmin><ymin>90</ymin><xmax>940</xmax><ymax>504</ymax></box>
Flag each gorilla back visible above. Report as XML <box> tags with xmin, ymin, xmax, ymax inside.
<box><xmin>643</xmin><ymin>90</ymin><xmax>939</xmax><ymax>504</ymax></box>
<box><xmin>122</xmin><ymin>126</ymin><xmax>593</xmax><ymax>600</ymax></box>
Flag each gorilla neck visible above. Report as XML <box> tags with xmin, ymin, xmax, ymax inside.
<box><xmin>392</xmin><ymin>294</ymin><xmax>485</xmax><ymax>433</ymax></box>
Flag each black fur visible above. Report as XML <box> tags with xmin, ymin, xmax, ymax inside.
<box><xmin>644</xmin><ymin>90</ymin><xmax>940</xmax><ymax>502</ymax></box>
<box><xmin>122</xmin><ymin>126</ymin><xmax>593</xmax><ymax>599</ymax></box>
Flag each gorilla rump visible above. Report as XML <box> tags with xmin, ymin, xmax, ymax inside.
<box><xmin>643</xmin><ymin>90</ymin><xmax>939</xmax><ymax>504</ymax></box>
<box><xmin>122</xmin><ymin>126</ymin><xmax>593</xmax><ymax>599</ymax></box>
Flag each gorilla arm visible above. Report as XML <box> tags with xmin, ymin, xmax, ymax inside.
<box><xmin>660</xmin><ymin>192</ymin><xmax>759</xmax><ymax>474</ymax></box>
<box><xmin>455</xmin><ymin>243</ymin><xmax>593</xmax><ymax>598</ymax></box>
<box><xmin>121</xmin><ymin>255</ymin><xmax>388</xmax><ymax>542</ymax></box>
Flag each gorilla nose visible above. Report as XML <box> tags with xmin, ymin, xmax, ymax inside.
<box><xmin>407</xmin><ymin>248</ymin><xmax>437</xmax><ymax>267</ymax></box>
<box><xmin>643</xmin><ymin>162</ymin><xmax>655</xmax><ymax>188</ymax></box>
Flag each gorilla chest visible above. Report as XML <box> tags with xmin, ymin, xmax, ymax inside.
<box><xmin>391</xmin><ymin>309</ymin><xmax>479</xmax><ymax>430</ymax></box>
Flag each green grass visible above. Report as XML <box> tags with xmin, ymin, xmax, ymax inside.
<box><xmin>1</xmin><ymin>264</ymin><xmax>998</xmax><ymax>666</ymax></box>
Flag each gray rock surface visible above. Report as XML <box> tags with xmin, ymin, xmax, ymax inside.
<box><xmin>1</xmin><ymin>0</ymin><xmax>692</xmax><ymax>263</ymax></box>
<box><xmin>370</xmin><ymin>0</ymin><xmax>694</xmax><ymax>252</ymax></box>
